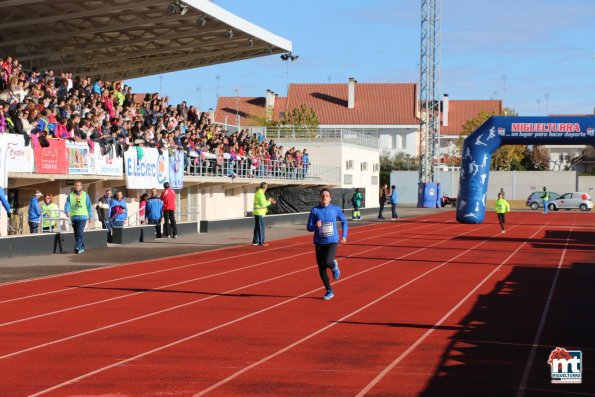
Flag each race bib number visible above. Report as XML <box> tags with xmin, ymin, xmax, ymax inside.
<box><xmin>319</xmin><ymin>222</ymin><xmax>334</xmax><ymax>238</ymax></box>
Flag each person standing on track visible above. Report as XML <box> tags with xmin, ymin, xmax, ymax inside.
<box><xmin>160</xmin><ymin>182</ymin><xmax>177</xmax><ymax>238</ymax></box>
<box><xmin>252</xmin><ymin>182</ymin><xmax>276</xmax><ymax>246</ymax></box>
<box><xmin>495</xmin><ymin>192</ymin><xmax>510</xmax><ymax>233</ymax></box>
<box><xmin>307</xmin><ymin>188</ymin><xmax>348</xmax><ymax>300</ymax></box>
<box><xmin>389</xmin><ymin>185</ymin><xmax>399</xmax><ymax>220</ymax></box>
<box><xmin>64</xmin><ymin>181</ymin><xmax>93</xmax><ymax>254</ymax></box>
<box><xmin>541</xmin><ymin>186</ymin><xmax>550</xmax><ymax>214</ymax></box>
<box><xmin>378</xmin><ymin>184</ymin><xmax>389</xmax><ymax>220</ymax></box>
<box><xmin>351</xmin><ymin>188</ymin><xmax>363</xmax><ymax>221</ymax></box>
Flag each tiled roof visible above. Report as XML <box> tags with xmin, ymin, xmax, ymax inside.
<box><xmin>214</xmin><ymin>96</ymin><xmax>285</xmax><ymax>126</ymax></box>
<box><xmin>441</xmin><ymin>100</ymin><xmax>502</xmax><ymax>136</ymax></box>
<box><xmin>285</xmin><ymin>83</ymin><xmax>418</xmax><ymax>125</ymax></box>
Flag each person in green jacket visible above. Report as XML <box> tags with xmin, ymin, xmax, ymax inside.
<box><xmin>495</xmin><ymin>192</ymin><xmax>510</xmax><ymax>233</ymax></box>
<box><xmin>252</xmin><ymin>182</ymin><xmax>276</xmax><ymax>246</ymax></box>
<box><xmin>351</xmin><ymin>188</ymin><xmax>363</xmax><ymax>220</ymax></box>
<box><xmin>41</xmin><ymin>193</ymin><xmax>60</xmax><ymax>232</ymax></box>
<box><xmin>541</xmin><ymin>186</ymin><xmax>550</xmax><ymax>214</ymax></box>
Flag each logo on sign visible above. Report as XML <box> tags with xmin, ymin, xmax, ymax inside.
<box><xmin>497</xmin><ymin>127</ymin><xmax>505</xmax><ymax>136</ymax></box>
<box><xmin>587</xmin><ymin>128</ymin><xmax>594</xmax><ymax>137</ymax></box>
<box><xmin>157</xmin><ymin>154</ymin><xmax>168</xmax><ymax>184</ymax></box>
<box><xmin>548</xmin><ymin>347</ymin><xmax>582</xmax><ymax>384</ymax></box>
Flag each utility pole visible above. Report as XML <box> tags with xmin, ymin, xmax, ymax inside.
<box><xmin>418</xmin><ymin>0</ymin><xmax>441</xmax><ymax>183</ymax></box>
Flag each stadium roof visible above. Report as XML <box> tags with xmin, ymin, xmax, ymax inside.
<box><xmin>0</xmin><ymin>0</ymin><xmax>292</xmax><ymax>81</ymax></box>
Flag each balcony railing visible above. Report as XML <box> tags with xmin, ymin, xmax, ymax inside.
<box><xmin>214</xmin><ymin>124</ymin><xmax>379</xmax><ymax>150</ymax></box>
<box><xmin>186</xmin><ymin>157</ymin><xmax>341</xmax><ymax>185</ymax></box>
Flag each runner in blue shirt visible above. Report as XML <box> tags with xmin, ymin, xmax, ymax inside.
<box><xmin>307</xmin><ymin>188</ymin><xmax>348</xmax><ymax>300</ymax></box>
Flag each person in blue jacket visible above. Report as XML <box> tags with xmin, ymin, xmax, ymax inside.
<box><xmin>145</xmin><ymin>188</ymin><xmax>163</xmax><ymax>238</ymax></box>
<box><xmin>389</xmin><ymin>185</ymin><xmax>399</xmax><ymax>220</ymax></box>
<box><xmin>28</xmin><ymin>190</ymin><xmax>43</xmax><ymax>233</ymax></box>
<box><xmin>307</xmin><ymin>188</ymin><xmax>348</xmax><ymax>300</ymax></box>
<box><xmin>0</xmin><ymin>186</ymin><xmax>11</xmax><ymax>215</ymax></box>
<box><xmin>109</xmin><ymin>190</ymin><xmax>128</xmax><ymax>229</ymax></box>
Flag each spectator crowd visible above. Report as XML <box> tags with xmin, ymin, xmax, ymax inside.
<box><xmin>1</xmin><ymin>54</ymin><xmax>311</xmax><ymax>179</ymax></box>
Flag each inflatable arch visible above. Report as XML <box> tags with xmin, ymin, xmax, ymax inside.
<box><xmin>456</xmin><ymin>116</ymin><xmax>595</xmax><ymax>224</ymax></box>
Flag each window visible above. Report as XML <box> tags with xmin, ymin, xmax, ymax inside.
<box><xmin>360</xmin><ymin>162</ymin><xmax>368</xmax><ymax>171</ymax></box>
<box><xmin>224</xmin><ymin>188</ymin><xmax>235</xmax><ymax>197</ymax></box>
<box><xmin>346</xmin><ymin>160</ymin><xmax>354</xmax><ymax>170</ymax></box>
<box><xmin>344</xmin><ymin>174</ymin><xmax>353</xmax><ymax>184</ymax></box>
<box><xmin>371</xmin><ymin>175</ymin><xmax>378</xmax><ymax>185</ymax></box>
<box><xmin>373</xmin><ymin>163</ymin><xmax>379</xmax><ymax>172</ymax></box>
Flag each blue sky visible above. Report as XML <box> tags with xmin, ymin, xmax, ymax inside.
<box><xmin>128</xmin><ymin>0</ymin><xmax>595</xmax><ymax>116</ymax></box>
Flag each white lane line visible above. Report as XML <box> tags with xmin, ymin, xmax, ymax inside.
<box><xmin>0</xmin><ymin>241</ymin><xmax>310</xmax><ymax>304</ymax></box>
<box><xmin>3</xmin><ymin>221</ymin><xmax>454</xmax><ymax>358</ymax></box>
<box><xmin>28</xmin><ymin>221</ymin><xmax>476</xmax><ymax>396</ymax></box>
<box><xmin>355</xmin><ymin>225</ymin><xmax>547</xmax><ymax>397</ymax></box>
<box><xmin>516</xmin><ymin>225</ymin><xmax>574</xmax><ymax>397</ymax></box>
<box><xmin>0</xmin><ymin>212</ymin><xmax>450</xmax><ymax>290</ymax></box>
<box><xmin>192</xmin><ymin>224</ymin><xmax>513</xmax><ymax>397</ymax></box>
<box><xmin>0</xmin><ymin>218</ymin><xmax>406</xmax><ymax>304</ymax></box>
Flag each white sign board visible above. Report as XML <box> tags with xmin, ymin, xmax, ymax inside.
<box><xmin>95</xmin><ymin>147</ymin><xmax>123</xmax><ymax>176</ymax></box>
<box><xmin>124</xmin><ymin>147</ymin><xmax>169</xmax><ymax>189</ymax></box>
<box><xmin>5</xmin><ymin>134</ymin><xmax>34</xmax><ymax>173</ymax></box>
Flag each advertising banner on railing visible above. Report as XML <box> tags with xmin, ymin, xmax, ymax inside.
<box><xmin>0</xmin><ymin>135</ymin><xmax>7</xmax><ymax>187</ymax></box>
<box><xmin>66</xmin><ymin>141</ymin><xmax>94</xmax><ymax>174</ymax></box>
<box><xmin>169</xmin><ymin>149</ymin><xmax>185</xmax><ymax>189</ymax></box>
<box><xmin>5</xmin><ymin>135</ymin><xmax>35</xmax><ymax>173</ymax></box>
<box><xmin>95</xmin><ymin>146</ymin><xmax>123</xmax><ymax>176</ymax></box>
<box><xmin>124</xmin><ymin>147</ymin><xmax>169</xmax><ymax>189</ymax></box>
<box><xmin>34</xmin><ymin>139</ymin><xmax>68</xmax><ymax>174</ymax></box>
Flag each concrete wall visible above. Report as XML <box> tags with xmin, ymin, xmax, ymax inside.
<box><xmin>577</xmin><ymin>176</ymin><xmax>595</xmax><ymax>195</ymax></box>
<box><xmin>390</xmin><ymin>170</ymin><xmax>582</xmax><ymax>204</ymax></box>
<box><xmin>275</xmin><ymin>140</ymin><xmax>380</xmax><ymax>206</ymax></box>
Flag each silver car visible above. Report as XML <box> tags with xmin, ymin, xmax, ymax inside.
<box><xmin>548</xmin><ymin>192</ymin><xmax>593</xmax><ymax>211</ymax></box>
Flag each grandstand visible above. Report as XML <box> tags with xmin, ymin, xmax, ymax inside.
<box><xmin>0</xmin><ymin>0</ymin><xmax>359</xmax><ymax>238</ymax></box>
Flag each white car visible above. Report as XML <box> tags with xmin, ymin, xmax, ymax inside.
<box><xmin>548</xmin><ymin>192</ymin><xmax>593</xmax><ymax>211</ymax></box>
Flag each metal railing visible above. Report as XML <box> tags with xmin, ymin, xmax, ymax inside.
<box><xmin>266</xmin><ymin>128</ymin><xmax>379</xmax><ymax>150</ymax></box>
<box><xmin>214</xmin><ymin>123</ymin><xmax>379</xmax><ymax>150</ymax></box>
<box><xmin>186</xmin><ymin>157</ymin><xmax>341</xmax><ymax>184</ymax></box>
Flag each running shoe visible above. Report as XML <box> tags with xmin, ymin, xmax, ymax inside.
<box><xmin>78</xmin><ymin>249</ymin><xmax>85</xmax><ymax>254</ymax></box>
<box><xmin>323</xmin><ymin>290</ymin><xmax>335</xmax><ymax>300</ymax></box>
<box><xmin>332</xmin><ymin>260</ymin><xmax>341</xmax><ymax>280</ymax></box>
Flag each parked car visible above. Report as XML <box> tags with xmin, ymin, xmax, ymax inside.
<box><xmin>526</xmin><ymin>191</ymin><xmax>560</xmax><ymax>210</ymax></box>
<box><xmin>548</xmin><ymin>192</ymin><xmax>593</xmax><ymax>211</ymax></box>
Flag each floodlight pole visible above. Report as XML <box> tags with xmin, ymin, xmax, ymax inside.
<box><xmin>418</xmin><ymin>0</ymin><xmax>441</xmax><ymax>183</ymax></box>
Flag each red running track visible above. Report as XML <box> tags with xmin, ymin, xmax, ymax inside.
<box><xmin>0</xmin><ymin>211</ymin><xmax>593</xmax><ymax>396</ymax></box>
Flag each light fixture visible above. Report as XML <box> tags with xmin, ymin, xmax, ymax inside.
<box><xmin>225</xmin><ymin>29</ymin><xmax>234</xmax><ymax>39</ymax></box>
<box><xmin>196</xmin><ymin>15</ymin><xmax>207</xmax><ymax>26</ymax></box>
<box><xmin>281</xmin><ymin>52</ymin><xmax>299</xmax><ymax>62</ymax></box>
<box><xmin>266</xmin><ymin>47</ymin><xmax>273</xmax><ymax>55</ymax></box>
<box><xmin>247</xmin><ymin>38</ymin><xmax>254</xmax><ymax>47</ymax></box>
<box><xmin>169</xmin><ymin>1</ymin><xmax>189</xmax><ymax>16</ymax></box>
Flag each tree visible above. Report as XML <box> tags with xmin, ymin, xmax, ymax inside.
<box><xmin>248</xmin><ymin>112</ymin><xmax>280</xmax><ymax>128</ymax></box>
<box><xmin>457</xmin><ymin>107</ymin><xmax>530</xmax><ymax>170</ymax></box>
<box><xmin>523</xmin><ymin>145</ymin><xmax>551</xmax><ymax>170</ymax></box>
<box><xmin>282</xmin><ymin>104</ymin><xmax>320</xmax><ymax>136</ymax></box>
<box><xmin>380</xmin><ymin>150</ymin><xmax>418</xmax><ymax>186</ymax></box>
